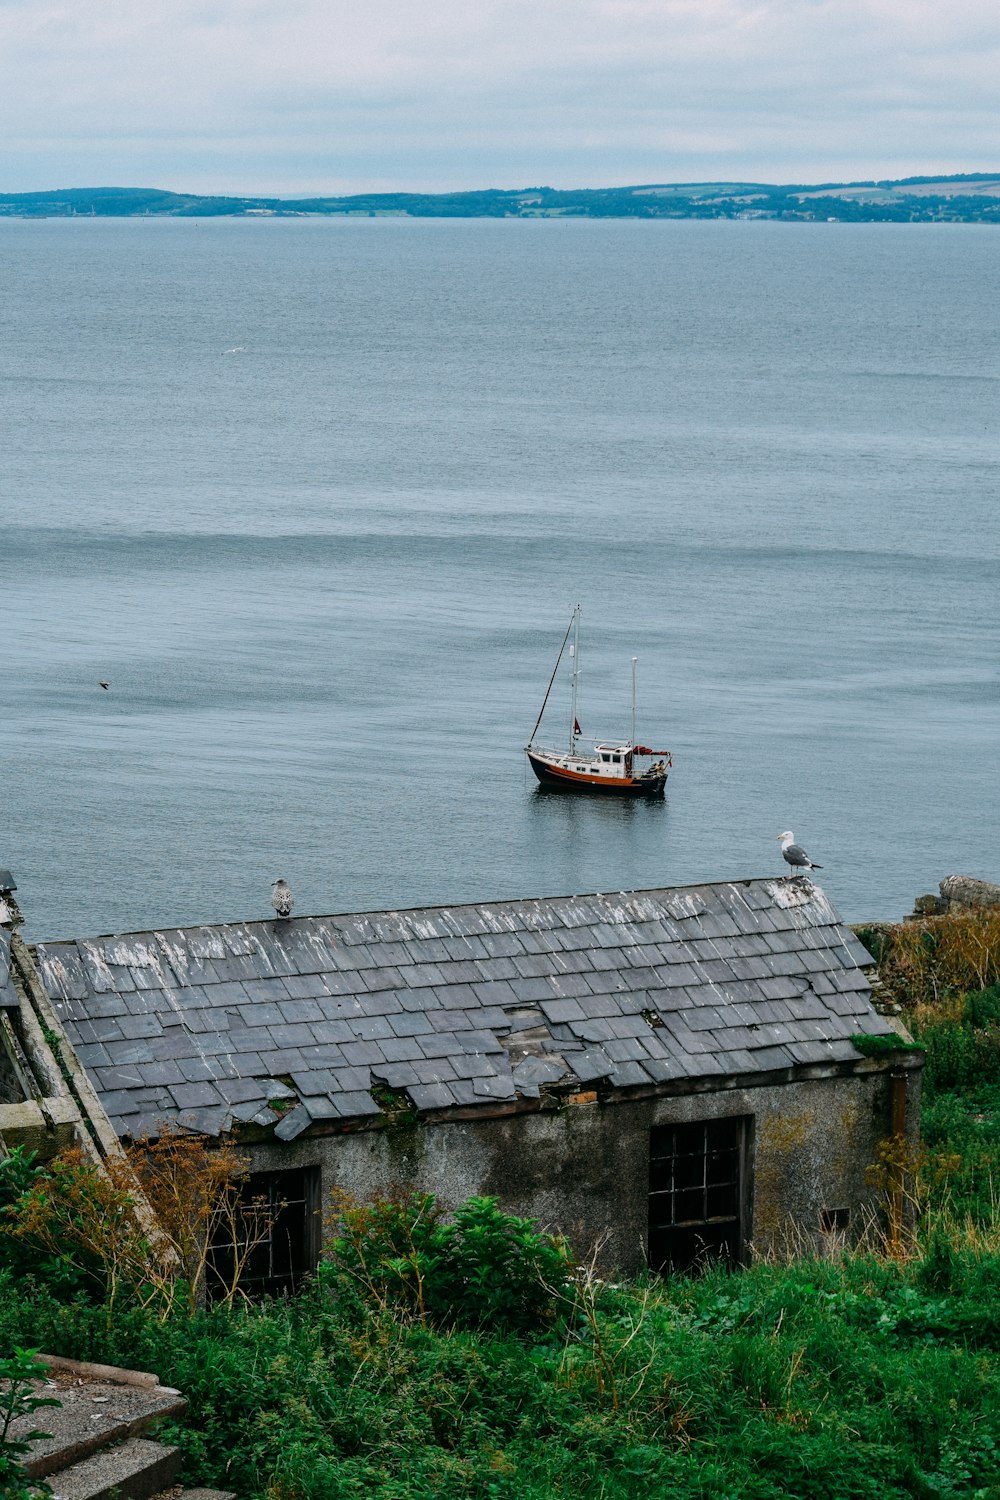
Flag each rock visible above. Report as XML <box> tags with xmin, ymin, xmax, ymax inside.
<box><xmin>912</xmin><ymin>894</ymin><xmax>948</xmax><ymax>917</ymax></box>
<box><xmin>939</xmin><ymin>875</ymin><xmax>1000</xmax><ymax>912</ymax></box>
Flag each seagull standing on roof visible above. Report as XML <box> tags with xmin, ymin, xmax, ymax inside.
<box><xmin>271</xmin><ymin>877</ymin><xmax>293</xmax><ymax>919</ymax></box>
<box><xmin>777</xmin><ymin>831</ymin><xmax>823</xmax><ymax>877</ymax></box>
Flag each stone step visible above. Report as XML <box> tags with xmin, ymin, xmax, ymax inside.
<box><xmin>148</xmin><ymin>1491</ymin><xmax>237</xmax><ymax>1500</ymax></box>
<box><xmin>22</xmin><ymin>1358</ymin><xmax>186</xmax><ymax>1481</ymax></box>
<box><xmin>43</xmin><ymin>1438</ymin><xmax>182</xmax><ymax>1500</ymax></box>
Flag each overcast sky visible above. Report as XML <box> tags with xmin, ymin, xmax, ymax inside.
<box><xmin>2</xmin><ymin>0</ymin><xmax>997</xmax><ymax>195</ymax></box>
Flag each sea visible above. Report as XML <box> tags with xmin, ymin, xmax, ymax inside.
<box><xmin>2</xmin><ymin>216</ymin><xmax>997</xmax><ymax>941</ymax></box>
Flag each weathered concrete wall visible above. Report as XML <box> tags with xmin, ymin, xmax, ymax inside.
<box><xmin>242</xmin><ymin>1063</ymin><xmax>920</xmax><ymax>1272</ymax></box>
<box><xmin>0</xmin><ymin>1097</ymin><xmax>81</xmax><ymax>1158</ymax></box>
<box><xmin>0</xmin><ymin>1036</ymin><xmax>25</xmax><ymax>1104</ymax></box>
<box><xmin>0</xmin><ymin>933</ymin><xmax>125</xmax><ymax>1167</ymax></box>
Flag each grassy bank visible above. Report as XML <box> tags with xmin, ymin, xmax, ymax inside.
<box><xmin>5</xmin><ymin>1229</ymin><xmax>1000</xmax><ymax>1499</ymax></box>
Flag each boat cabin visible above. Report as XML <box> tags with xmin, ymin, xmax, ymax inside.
<box><xmin>595</xmin><ymin>743</ymin><xmax>633</xmax><ymax>778</ymax></box>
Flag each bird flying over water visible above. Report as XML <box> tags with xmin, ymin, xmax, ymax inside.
<box><xmin>777</xmin><ymin>831</ymin><xmax>823</xmax><ymax>876</ymax></box>
<box><xmin>98</xmin><ymin>681</ymin><xmax>109</xmax><ymax>690</ymax></box>
<box><xmin>271</xmin><ymin>877</ymin><xmax>293</xmax><ymax>919</ymax></box>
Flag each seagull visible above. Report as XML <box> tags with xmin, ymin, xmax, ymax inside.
<box><xmin>271</xmin><ymin>877</ymin><xmax>293</xmax><ymax>919</ymax></box>
<box><xmin>98</xmin><ymin>681</ymin><xmax>110</xmax><ymax>690</ymax></box>
<box><xmin>777</xmin><ymin>831</ymin><xmax>823</xmax><ymax>877</ymax></box>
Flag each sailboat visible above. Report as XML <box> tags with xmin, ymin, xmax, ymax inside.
<box><xmin>525</xmin><ymin>606</ymin><xmax>672</xmax><ymax>795</ymax></box>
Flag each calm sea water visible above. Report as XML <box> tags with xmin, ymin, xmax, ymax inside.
<box><xmin>2</xmin><ymin>218</ymin><xmax>997</xmax><ymax>940</ymax></box>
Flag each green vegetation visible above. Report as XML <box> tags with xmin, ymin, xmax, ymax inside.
<box><xmin>3</xmin><ymin>176</ymin><xmax>1000</xmax><ymax>223</ymax></box>
<box><xmin>850</xmin><ymin>1032</ymin><xmax>926</xmax><ymax>1059</ymax></box>
<box><xmin>2</xmin><ymin>911</ymin><xmax>1000</xmax><ymax>1498</ymax></box>
<box><xmin>325</xmin><ymin>1191</ymin><xmax>573</xmax><ymax>1332</ymax></box>
<box><xmin>0</xmin><ymin>1347</ymin><xmax>60</xmax><ymax>1500</ymax></box>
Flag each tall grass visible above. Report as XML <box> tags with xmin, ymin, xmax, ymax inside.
<box><xmin>856</xmin><ymin>909</ymin><xmax>1000</xmax><ymax>1010</ymax></box>
<box><xmin>4</xmin><ymin>1243</ymin><xmax>1000</xmax><ymax>1499</ymax></box>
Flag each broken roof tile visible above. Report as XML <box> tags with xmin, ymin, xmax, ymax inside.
<box><xmin>176</xmin><ymin>1106</ymin><xmax>233</xmax><ymax>1137</ymax></box>
<box><xmin>272</xmin><ymin>1105</ymin><xmax>312</xmax><ymax>1141</ymax></box>
<box><xmin>512</xmin><ymin>1055</ymin><xmax>568</xmax><ymax>1088</ymax></box>
<box><xmin>571</xmin><ymin>1047</ymin><xmax>615</xmax><ymax>1083</ymax></box>
<box><xmin>169</xmin><ymin>1080</ymin><xmax>224</xmax><ymax>1110</ymax></box>
<box><xmin>608</xmin><ymin>1061</ymin><xmax>652</xmax><ymax>1088</ymax></box>
<box><xmin>409</xmin><ymin>1082</ymin><xmax>459</xmax><ymax>1111</ymax></box>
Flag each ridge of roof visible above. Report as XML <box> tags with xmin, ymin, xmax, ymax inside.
<box><xmin>39</xmin><ymin>874</ymin><xmax>829</xmax><ymax>947</ymax></box>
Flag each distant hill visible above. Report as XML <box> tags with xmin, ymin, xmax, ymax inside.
<box><xmin>3</xmin><ymin>176</ymin><xmax>1000</xmax><ymax>222</ymax></box>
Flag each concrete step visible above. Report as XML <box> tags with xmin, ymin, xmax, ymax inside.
<box><xmin>43</xmin><ymin>1438</ymin><xmax>182</xmax><ymax>1500</ymax></box>
<box><xmin>148</xmin><ymin>1491</ymin><xmax>237</xmax><ymax>1500</ymax></box>
<box><xmin>22</xmin><ymin>1358</ymin><xmax>186</xmax><ymax>1481</ymax></box>
<box><xmin>174</xmin><ymin>1490</ymin><xmax>238</xmax><ymax>1500</ymax></box>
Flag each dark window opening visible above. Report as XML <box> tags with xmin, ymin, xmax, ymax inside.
<box><xmin>648</xmin><ymin>1117</ymin><xmax>750</xmax><ymax>1275</ymax></box>
<box><xmin>819</xmin><ymin>1206</ymin><xmax>851</xmax><ymax>1233</ymax></box>
<box><xmin>207</xmin><ymin>1166</ymin><xmax>320</xmax><ymax>1301</ymax></box>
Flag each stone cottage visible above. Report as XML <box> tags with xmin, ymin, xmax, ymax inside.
<box><xmin>3</xmin><ymin>873</ymin><xmax>919</xmax><ymax>1289</ymax></box>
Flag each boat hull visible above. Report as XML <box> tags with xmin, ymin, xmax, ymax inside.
<box><xmin>527</xmin><ymin>750</ymin><xmax>666</xmax><ymax>797</ymax></box>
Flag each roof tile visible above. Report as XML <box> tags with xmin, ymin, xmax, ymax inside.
<box><xmin>409</xmin><ymin>1082</ymin><xmax>459</xmax><ymax>1110</ymax></box>
<box><xmin>609</xmin><ymin>1061</ymin><xmax>652</xmax><ymax>1088</ymax></box>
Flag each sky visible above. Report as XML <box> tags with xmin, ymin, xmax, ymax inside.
<box><xmin>1</xmin><ymin>0</ymin><xmax>998</xmax><ymax>195</ymax></box>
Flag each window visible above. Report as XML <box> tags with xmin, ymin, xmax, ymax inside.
<box><xmin>207</xmin><ymin>1166</ymin><xmax>320</xmax><ymax>1300</ymax></box>
<box><xmin>648</xmin><ymin>1117</ymin><xmax>750</xmax><ymax>1274</ymax></box>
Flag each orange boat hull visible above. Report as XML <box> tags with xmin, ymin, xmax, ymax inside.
<box><xmin>527</xmin><ymin>751</ymin><xmax>666</xmax><ymax>797</ymax></box>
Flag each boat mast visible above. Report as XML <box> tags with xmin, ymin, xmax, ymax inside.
<box><xmin>569</xmin><ymin>604</ymin><xmax>581</xmax><ymax>752</ymax></box>
<box><xmin>527</xmin><ymin>609</ymin><xmax>576</xmax><ymax>748</ymax></box>
<box><xmin>631</xmin><ymin>657</ymin><xmax>638</xmax><ymax>748</ymax></box>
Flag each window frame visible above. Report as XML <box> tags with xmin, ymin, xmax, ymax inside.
<box><xmin>647</xmin><ymin>1115</ymin><xmax>752</xmax><ymax>1275</ymax></box>
<box><xmin>207</xmin><ymin>1164</ymin><xmax>321</xmax><ymax>1301</ymax></box>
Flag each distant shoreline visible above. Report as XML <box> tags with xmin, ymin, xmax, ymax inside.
<box><xmin>3</xmin><ymin>173</ymin><xmax>1000</xmax><ymax>225</ymax></box>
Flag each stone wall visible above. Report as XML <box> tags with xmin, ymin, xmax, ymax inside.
<box><xmin>0</xmin><ymin>1030</ymin><xmax>26</xmax><ymax>1104</ymax></box>
<box><xmin>0</xmin><ymin>928</ymin><xmax>123</xmax><ymax>1166</ymax></box>
<box><xmin>242</xmin><ymin>1061</ymin><xmax>920</xmax><ymax>1273</ymax></box>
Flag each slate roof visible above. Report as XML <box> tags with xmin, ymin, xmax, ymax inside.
<box><xmin>36</xmin><ymin>878</ymin><xmax>894</xmax><ymax>1142</ymax></box>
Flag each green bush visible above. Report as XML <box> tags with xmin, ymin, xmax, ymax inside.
<box><xmin>322</xmin><ymin>1193</ymin><xmax>573</xmax><ymax>1332</ymax></box>
<box><xmin>4</xmin><ymin>1241</ymin><xmax>1000</xmax><ymax>1499</ymax></box>
<box><xmin>0</xmin><ymin>1149</ymin><xmax>96</xmax><ymax>1297</ymax></box>
<box><xmin>911</xmin><ymin>980</ymin><xmax>1000</xmax><ymax>1093</ymax></box>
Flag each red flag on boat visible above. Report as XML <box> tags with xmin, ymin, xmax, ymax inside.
<box><xmin>573</xmin><ymin>718</ymin><xmax>582</xmax><ymax>735</ymax></box>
